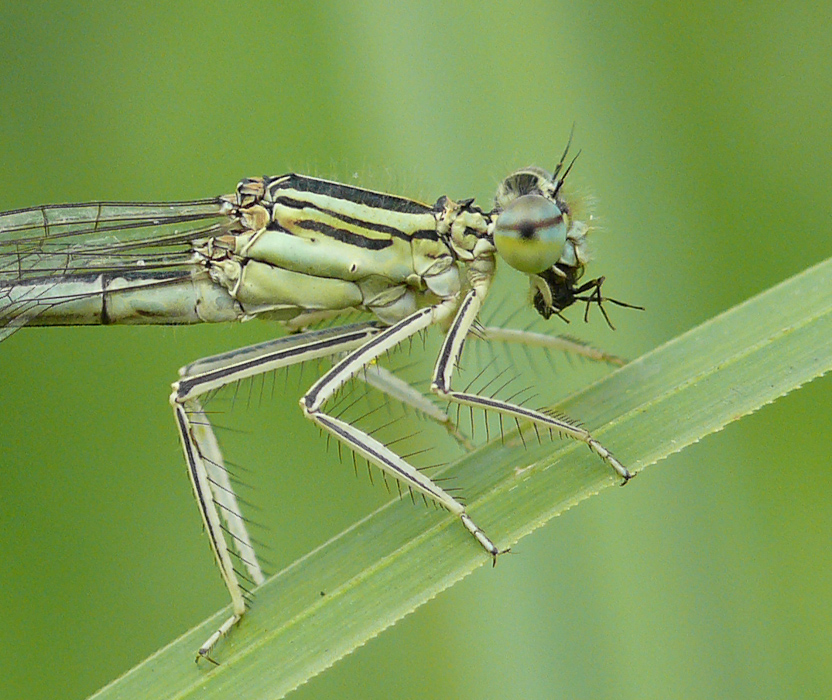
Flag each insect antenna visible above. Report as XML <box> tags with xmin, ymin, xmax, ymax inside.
<box><xmin>551</xmin><ymin>125</ymin><xmax>581</xmax><ymax>197</ymax></box>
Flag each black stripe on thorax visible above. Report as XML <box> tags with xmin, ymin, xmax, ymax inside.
<box><xmin>269</xmin><ymin>217</ymin><xmax>394</xmax><ymax>250</ymax></box>
<box><xmin>274</xmin><ymin>195</ymin><xmax>416</xmax><ymax>241</ymax></box>
<box><xmin>267</xmin><ymin>174</ymin><xmax>435</xmax><ymax>215</ymax></box>
<box><xmin>265</xmin><ymin>174</ymin><xmax>447</xmax><ymax>247</ymax></box>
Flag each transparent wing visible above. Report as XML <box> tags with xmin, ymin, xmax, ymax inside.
<box><xmin>0</xmin><ymin>198</ymin><xmax>236</xmax><ymax>339</ymax></box>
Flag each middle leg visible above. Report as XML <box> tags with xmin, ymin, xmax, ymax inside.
<box><xmin>300</xmin><ymin>304</ymin><xmax>505</xmax><ymax>561</ymax></box>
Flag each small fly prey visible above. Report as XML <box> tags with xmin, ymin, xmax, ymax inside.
<box><xmin>0</xmin><ymin>148</ymin><xmax>637</xmax><ymax>659</ymax></box>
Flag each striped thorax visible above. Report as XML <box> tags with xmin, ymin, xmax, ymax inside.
<box><xmin>195</xmin><ymin>165</ymin><xmax>592</xmax><ymax>329</ymax></box>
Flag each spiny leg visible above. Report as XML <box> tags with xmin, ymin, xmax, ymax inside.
<box><xmin>301</xmin><ymin>304</ymin><xmax>505</xmax><ymax>563</ymax></box>
<box><xmin>432</xmin><ymin>288</ymin><xmax>634</xmax><ymax>483</ymax></box>
<box><xmin>173</xmin><ymin>397</ymin><xmax>254</xmax><ymax>662</ymax></box>
<box><xmin>171</xmin><ymin>323</ymin><xmax>384</xmax><ymax>660</ymax></box>
<box><xmin>476</xmin><ymin>326</ymin><xmax>626</xmax><ymax>367</ymax></box>
<box><xmin>360</xmin><ymin>362</ymin><xmax>475</xmax><ymax>450</ymax></box>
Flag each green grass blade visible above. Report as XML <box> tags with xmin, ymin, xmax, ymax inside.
<box><xmin>90</xmin><ymin>256</ymin><xmax>832</xmax><ymax>700</ymax></box>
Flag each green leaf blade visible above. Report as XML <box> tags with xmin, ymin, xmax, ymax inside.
<box><xmin>90</xmin><ymin>257</ymin><xmax>832</xmax><ymax>700</ymax></box>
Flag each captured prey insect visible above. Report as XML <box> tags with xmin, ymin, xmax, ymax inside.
<box><xmin>0</xmin><ymin>144</ymin><xmax>640</xmax><ymax>660</ymax></box>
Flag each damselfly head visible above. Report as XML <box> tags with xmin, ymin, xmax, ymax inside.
<box><xmin>492</xmin><ymin>157</ymin><xmax>590</xmax><ymax>320</ymax></box>
<box><xmin>492</xmin><ymin>164</ymin><xmax>577</xmax><ymax>274</ymax></box>
<box><xmin>492</xmin><ymin>190</ymin><xmax>568</xmax><ymax>274</ymax></box>
<box><xmin>491</xmin><ymin>129</ymin><xmax>582</xmax><ymax>276</ymax></box>
<box><xmin>491</xmin><ymin>136</ymin><xmax>641</xmax><ymax>327</ymax></box>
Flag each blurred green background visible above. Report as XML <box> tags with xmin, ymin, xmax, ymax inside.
<box><xmin>1</xmin><ymin>2</ymin><xmax>831</xmax><ymax>699</ymax></box>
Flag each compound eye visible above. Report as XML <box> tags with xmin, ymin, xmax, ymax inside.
<box><xmin>493</xmin><ymin>194</ymin><xmax>567</xmax><ymax>274</ymax></box>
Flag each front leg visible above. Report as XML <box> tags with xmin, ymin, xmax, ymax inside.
<box><xmin>431</xmin><ymin>286</ymin><xmax>634</xmax><ymax>483</ymax></box>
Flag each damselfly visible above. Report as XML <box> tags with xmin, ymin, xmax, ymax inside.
<box><xmin>0</xmin><ymin>144</ymin><xmax>639</xmax><ymax>660</ymax></box>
